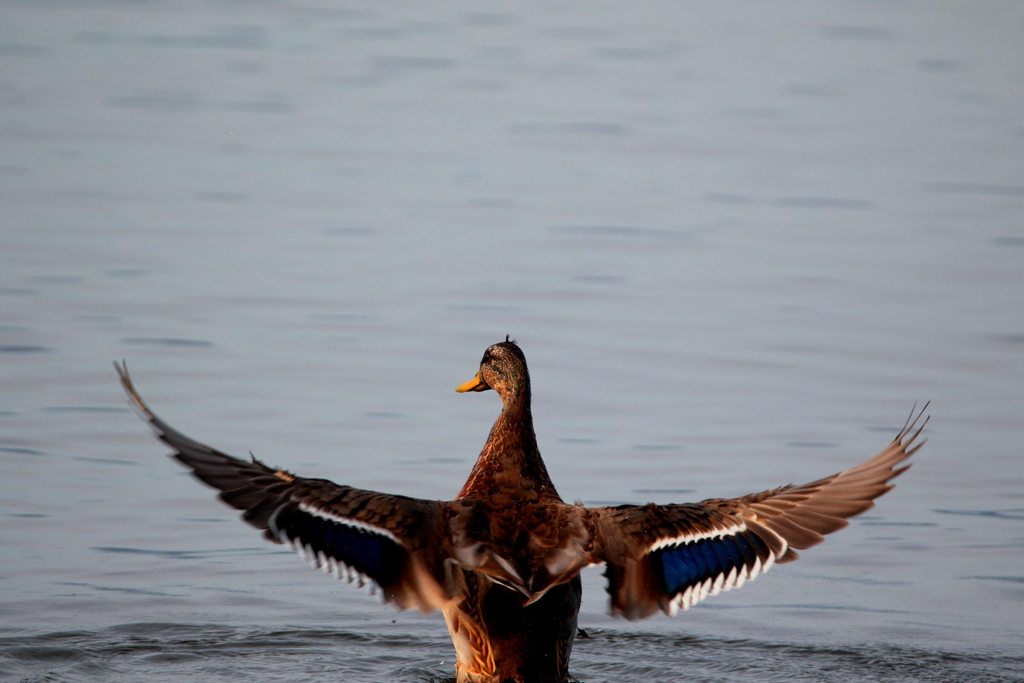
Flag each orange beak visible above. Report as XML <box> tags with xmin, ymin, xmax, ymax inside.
<box><xmin>456</xmin><ymin>371</ymin><xmax>489</xmax><ymax>393</ymax></box>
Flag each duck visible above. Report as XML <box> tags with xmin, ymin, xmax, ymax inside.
<box><xmin>115</xmin><ymin>339</ymin><xmax>927</xmax><ymax>683</ymax></box>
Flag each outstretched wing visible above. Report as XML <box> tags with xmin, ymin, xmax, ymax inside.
<box><xmin>115</xmin><ymin>362</ymin><xmax>457</xmax><ymax>612</ymax></box>
<box><xmin>590</xmin><ymin>405</ymin><xmax>928</xmax><ymax>620</ymax></box>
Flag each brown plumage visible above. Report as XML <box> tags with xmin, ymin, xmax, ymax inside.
<box><xmin>116</xmin><ymin>341</ymin><xmax>927</xmax><ymax>683</ymax></box>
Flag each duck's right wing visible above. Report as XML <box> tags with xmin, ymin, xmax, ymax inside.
<box><xmin>589</xmin><ymin>405</ymin><xmax>928</xmax><ymax>620</ymax></box>
<box><xmin>115</xmin><ymin>362</ymin><xmax>459</xmax><ymax>612</ymax></box>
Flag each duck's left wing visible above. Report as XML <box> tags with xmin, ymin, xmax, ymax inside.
<box><xmin>115</xmin><ymin>362</ymin><xmax>457</xmax><ymax>612</ymax></box>
<box><xmin>589</xmin><ymin>405</ymin><xmax>927</xmax><ymax>620</ymax></box>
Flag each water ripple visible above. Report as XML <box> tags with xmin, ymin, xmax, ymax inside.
<box><xmin>935</xmin><ymin>508</ymin><xmax>1024</xmax><ymax>520</ymax></box>
<box><xmin>1</xmin><ymin>624</ymin><xmax>1020</xmax><ymax>683</ymax></box>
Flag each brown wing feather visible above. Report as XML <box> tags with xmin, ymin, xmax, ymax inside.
<box><xmin>115</xmin><ymin>362</ymin><xmax>458</xmax><ymax>612</ymax></box>
<box><xmin>590</xmin><ymin>404</ymin><xmax>927</xmax><ymax>619</ymax></box>
<box><xmin>724</xmin><ymin>404</ymin><xmax>927</xmax><ymax>558</ymax></box>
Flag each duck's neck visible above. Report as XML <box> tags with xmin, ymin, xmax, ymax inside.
<box><xmin>458</xmin><ymin>389</ymin><xmax>560</xmax><ymax>501</ymax></box>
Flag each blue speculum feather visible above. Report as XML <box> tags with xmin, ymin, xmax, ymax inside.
<box><xmin>297</xmin><ymin>515</ymin><xmax>386</xmax><ymax>575</ymax></box>
<box><xmin>709</xmin><ymin>537</ymin><xmax>734</xmax><ymax>569</ymax></box>
<box><xmin>698</xmin><ymin>541</ymin><xmax>721</xmax><ymax>576</ymax></box>
<box><xmin>732</xmin><ymin>534</ymin><xmax>755</xmax><ymax>564</ymax></box>
<box><xmin>335</xmin><ymin>520</ymin><xmax>383</xmax><ymax>573</ymax></box>
<box><xmin>660</xmin><ymin>544</ymin><xmax>692</xmax><ymax>592</ymax></box>
<box><xmin>688</xmin><ymin>541</ymin><xmax>709</xmax><ymax>578</ymax></box>
<box><xmin>658</xmin><ymin>535</ymin><xmax>752</xmax><ymax>594</ymax></box>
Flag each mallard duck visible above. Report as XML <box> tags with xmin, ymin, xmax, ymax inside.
<box><xmin>115</xmin><ymin>340</ymin><xmax>927</xmax><ymax>683</ymax></box>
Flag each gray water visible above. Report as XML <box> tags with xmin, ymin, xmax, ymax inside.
<box><xmin>2</xmin><ymin>1</ymin><xmax>1023</xmax><ymax>681</ymax></box>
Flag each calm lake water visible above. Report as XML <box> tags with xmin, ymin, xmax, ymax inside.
<box><xmin>2</xmin><ymin>2</ymin><xmax>1023</xmax><ymax>681</ymax></box>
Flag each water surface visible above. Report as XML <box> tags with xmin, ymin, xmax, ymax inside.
<box><xmin>2</xmin><ymin>1</ymin><xmax>1022</xmax><ymax>681</ymax></box>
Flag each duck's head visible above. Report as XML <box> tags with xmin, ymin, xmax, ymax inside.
<box><xmin>456</xmin><ymin>338</ymin><xmax>530</xmax><ymax>401</ymax></box>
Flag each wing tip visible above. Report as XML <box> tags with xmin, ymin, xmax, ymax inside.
<box><xmin>897</xmin><ymin>401</ymin><xmax>930</xmax><ymax>445</ymax></box>
<box><xmin>114</xmin><ymin>359</ymin><xmax>161</xmax><ymax>426</ymax></box>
